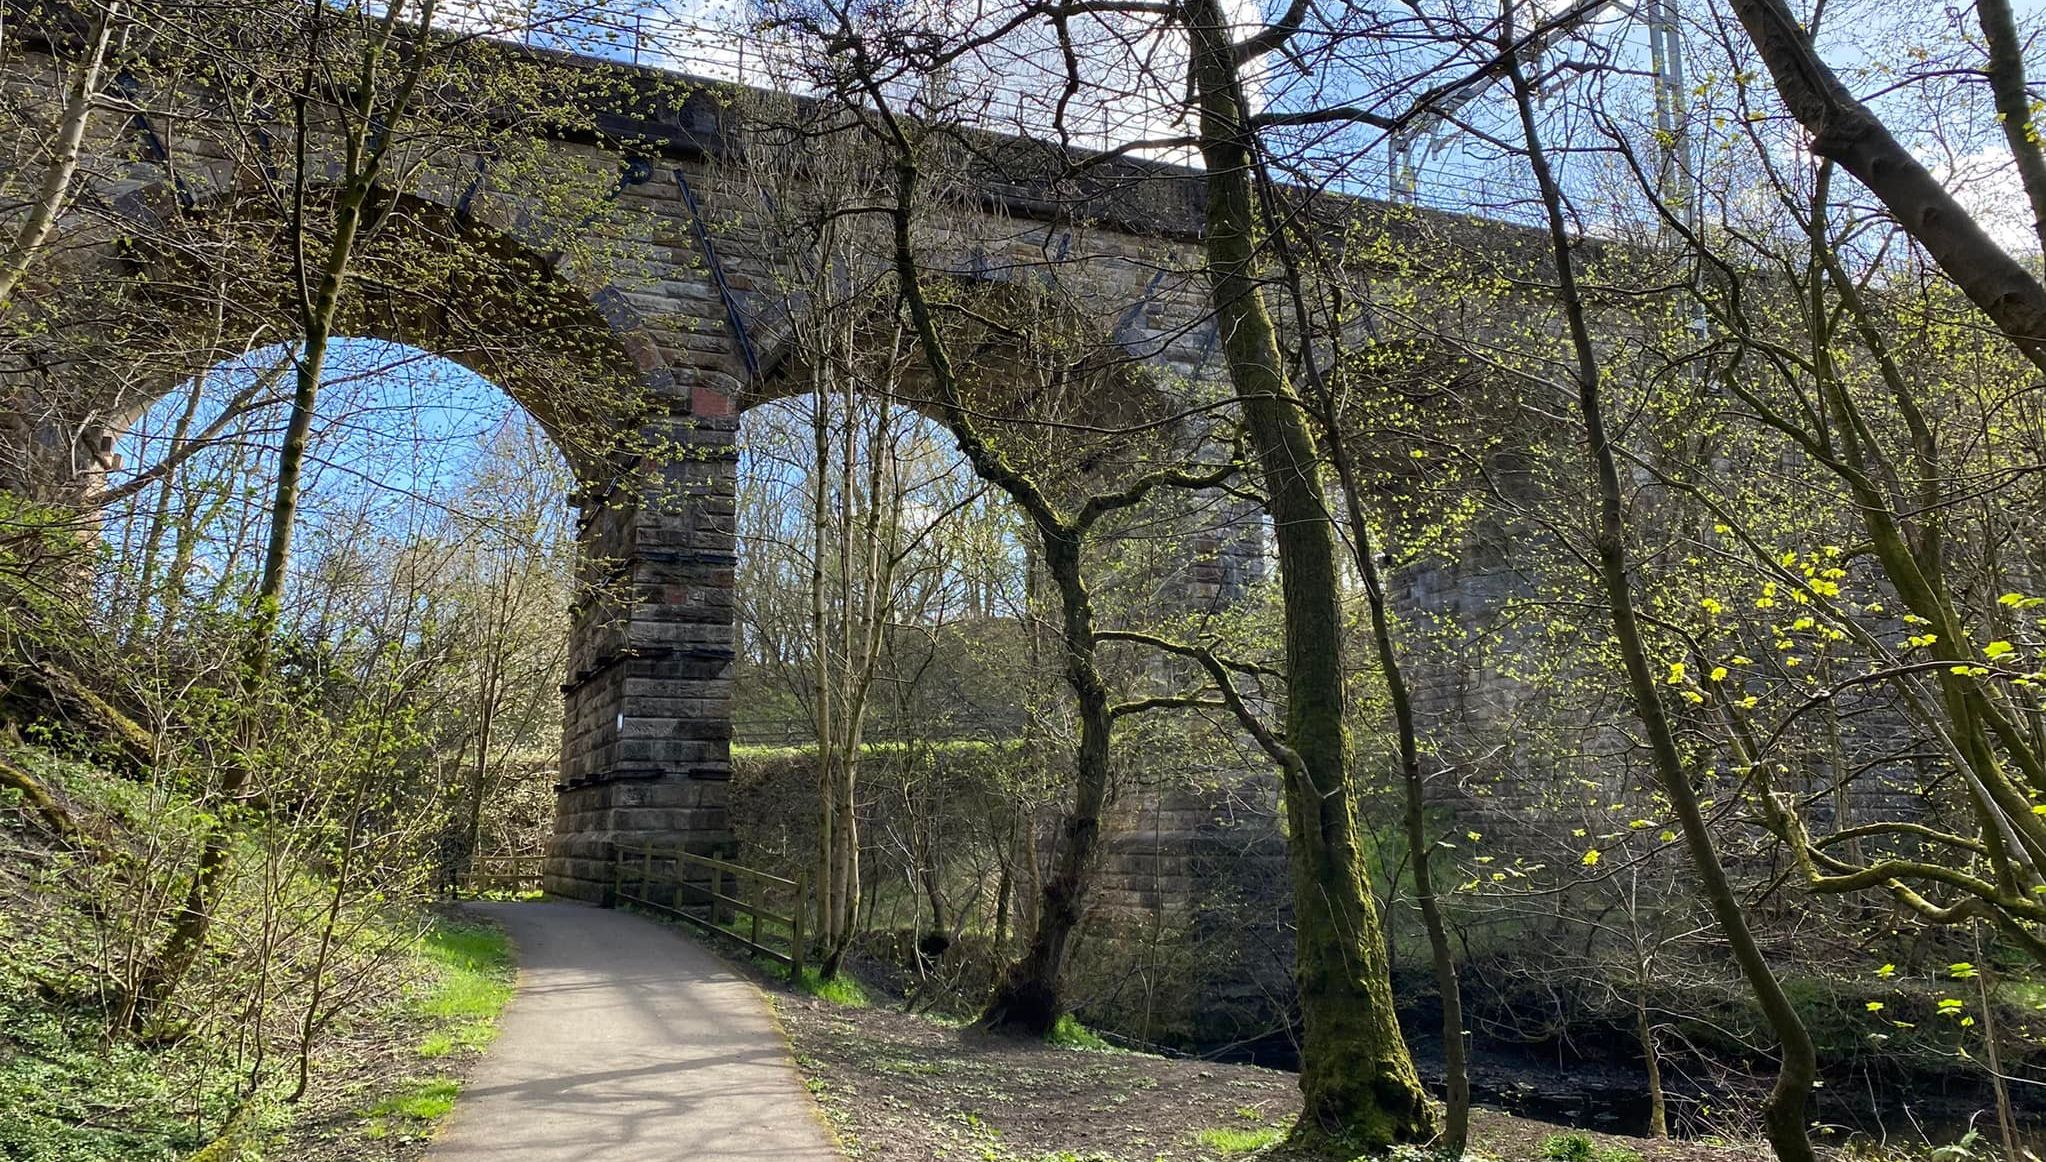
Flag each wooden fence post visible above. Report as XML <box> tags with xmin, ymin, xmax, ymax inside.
<box><xmin>790</xmin><ymin>870</ymin><xmax>807</xmax><ymax>985</ymax></box>
<box><xmin>749</xmin><ymin>874</ymin><xmax>761</xmax><ymax>949</ymax></box>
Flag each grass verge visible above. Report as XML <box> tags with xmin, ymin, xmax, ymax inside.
<box><xmin>795</xmin><ymin>964</ymin><xmax>871</xmax><ymax>1007</ymax></box>
<box><xmin>1196</xmin><ymin>1124</ymin><xmax>1289</xmax><ymax>1155</ymax></box>
<box><xmin>411</xmin><ymin>917</ymin><xmax>516</xmax><ymax>1057</ymax></box>
<box><xmin>358</xmin><ymin>914</ymin><xmax>516</xmax><ymax>1144</ymax></box>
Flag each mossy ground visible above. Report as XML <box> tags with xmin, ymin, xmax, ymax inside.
<box><xmin>0</xmin><ymin>748</ymin><xmax>517</xmax><ymax>1161</ymax></box>
<box><xmin>796</xmin><ymin>965</ymin><xmax>874</xmax><ymax>1007</ymax></box>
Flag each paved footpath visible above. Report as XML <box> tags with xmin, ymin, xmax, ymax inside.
<box><xmin>428</xmin><ymin>901</ymin><xmax>842</xmax><ymax>1162</ymax></box>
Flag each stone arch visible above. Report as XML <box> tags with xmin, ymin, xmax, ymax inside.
<box><xmin>742</xmin><ymin>274</ymin><xmax>1208</xmax><ymax>465</ymax></box>
<box><xmin>152</xmin><ymin>182</ymin><xmax>672</xmax><ymax>461</ymax></box>
<box><xmin>738</xmin><ymin>272</ymin><xmax>1261</xmax><ymax>610</ymax></box>
<box><xmin>0</xmin><ymin>171</ymin><xmax>750</xmax><ymax>902</ymax></box>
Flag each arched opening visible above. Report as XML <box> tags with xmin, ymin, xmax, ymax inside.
<box><xmin>0</xmin><ymin>176</ymin><xmax>734</xmax><ymax>901</ymax></box>
<box><xmin>107</xmin><ymin>339</ymin><xmax>578</xmax><ymax>880</ymax></box>
<box><xmin>722</xmin><ymin>275</ymin><xmax>1270</xmax><ymax>990</ymax></box>
<box><xmin>732</xmin><ymin>390</ymin><xmax>1032</xmax><ymax>747</ymax></box>
<box><xmin>729</xmin><ymin>381</ymin><xmax>1047</xmax><ymax>954</ymax></box>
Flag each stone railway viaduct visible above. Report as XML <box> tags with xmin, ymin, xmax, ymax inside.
<box><xmin>2</xmin><ymin>32</ymin><xmax>1533</xmax><ymax>914</ymax></box>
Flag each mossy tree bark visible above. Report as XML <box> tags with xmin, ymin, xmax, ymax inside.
<box><xmin>1303</xmin><ymin>259</ymin><xmax>1471</xmax><ymax>1155</ymax></box>
<box><xmin>1184</xmin><ymin>0</ymin><xmax>1433</xmax><ymax>1145</ymax></box>
<box><xmin>1360</xmin><ymin>498</ymin><xmax>1470</xmax><ymax>1153</ymax></box>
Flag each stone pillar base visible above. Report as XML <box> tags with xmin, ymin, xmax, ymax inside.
<box><xmin>544</xmin><ymin>773</ymin><xmax>732</xmax><ymax>901</ymax></box>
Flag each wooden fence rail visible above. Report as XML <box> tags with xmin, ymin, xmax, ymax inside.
<box><xmin>612</xmin><ymin>844</ymin><xmax>808</xmax><ymax>980</ymax></box>
<box><xmin>454</xmin><ymin>853</ymin><xmax>545</xmax><ymax>897</ymax></box>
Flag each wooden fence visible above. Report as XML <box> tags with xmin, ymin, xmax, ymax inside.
<box><xmin>612</xmin><ymin>844</ymin><xmax>809</xmax><ymax>979</ymax></box>
<box><xmin>454</xmin><ymin>853</ymin><xmax>545</xmax><ymax>897</ymax></box>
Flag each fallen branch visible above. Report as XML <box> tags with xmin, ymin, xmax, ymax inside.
<box><xmin>0</xmin><ymin>751</ymin><xmax>86</xmax><ymax>848</ymax></box>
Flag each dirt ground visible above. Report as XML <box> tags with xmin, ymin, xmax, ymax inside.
<box><xmin>278</xmin><ymin>1006</ymin><xmax>452</xmax><ymax>1161</ymax></box>
<box><xmin>773</xmin><ymin>994</ymin><xmax>1755</xmax><ymax>1162</ymax></box>
<box><xmin>279</xmin><ymin>907</ymin><xmax>510</xmax><ymax>1161</ymax></box>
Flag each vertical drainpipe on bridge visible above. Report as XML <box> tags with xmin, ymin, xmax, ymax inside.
<box><xmin>671</xmin><ymin>168</ymin><xmax>761</xmax><ymax>383</ymax></box>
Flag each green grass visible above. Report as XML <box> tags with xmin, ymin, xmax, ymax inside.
<box><xmin>795</xmin><ymin>965</ymin><xmax>871</xmax><ymax>1006</ymax></box>
<box><xmin>1047</xmin><ymin>1013</ymin><xmax>1111</xmax><ymax>1050</ymax></box>
<box><xmin>367</xmin><ymin>919</ymin><xmax>514</xmax><ymax>1141</ymax></box>
<box><xmin>410</xmin><ymin>916</ymin><xmax>516</xmax><ymax>1057</ymax></box>
<box><xmin>371</xmin><ymin>1077</ymin><xmax>460</xmax><ymax>1120</ymax></box>
<box><xmin>1539</xmin><ymin>1132</ymin><xmax>1641</xmax><ymax>1162</ymax></box>
<box><xmin>415</xmin><ymin>1031</ymin><xmax>460</xmax><ymax>1058</ymax></box>
<box><xmin>1196</xmin><ymin>1124</ymin><xmax>1287</xmax><ymax>1155</ymax></box>
<box><xmin>363</xmin><ymin>1077</ymin><xmax>461</xmax><ymax>1140</ymax></box>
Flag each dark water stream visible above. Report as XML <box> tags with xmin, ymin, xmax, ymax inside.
<box><xmin>1161</xmin><ymin>1029</ymin><xmax>2044</xmax><ymax>1154</ymax></box>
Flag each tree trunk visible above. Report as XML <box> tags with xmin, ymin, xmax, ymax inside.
<box><xmin>874</xmin><ymin>142</ymin><xmax>1135</xmax><ymax>1039</ymax></box>
<box><xmin>981</xmin><ymin>528</ymin><xmax>1110</xmax><ymax>1036</ymax></box>
<box><xmin>992</xmin><ymin>837</ymin><xmax>1012</xmax><ymax>950</ymax></box>
<box><xmin>1506</xmin><ymin>43</ymin><xmax>1818</xmax><ymax>1162</ymax></box>
<box><xmin>0</xmin><ymin>0</ymin><xmax>121</xmax><ymax>308</ymax></box>
<box><xmin>1726</xmin><ymin>0</ymin><xmax>2046</xmax><ymax>372</ymax></box>
<box><xmin>1392</xmin><ymin>645</ymin><xmax>1469</xmax><ymax>1152</ymax></box>
<box><xmin>1976</xmin><ymin>0</ymin><xmax>2046</xmax><ymax>258</ymax></box>
<box><xmin>809</xmin><ymin>373</ymin><xmax>837</xmax><ymax>959</ymax></box>
<box><xmin>1638</xmin><ymin>986</ymin><xmax>1668</xmax><ymax>1139</ymax></box>
<box><xmin>1326</xmin><ymin>374</ymin><xmax>1470</xmax><ymax>1152</ymax></box>
<box><xmin>462</xmin><ymin>653</ymin><xmax>501</xmax><ymax>887</ymax></box>
<box><xmin>1184</xmin><ymin>0</ymin><xmax>1433</xmax><ymax>1144</ymax></box>
<box><xmin>1973</xmin><ymin>926</ymin><xmax>2020</xmax><ymax>1162</ymax></box>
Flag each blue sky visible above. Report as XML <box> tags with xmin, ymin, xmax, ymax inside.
<box><xmin>112</xmin><ymin>339</ymin><xmax>563</xmax><ymax>612</ymax></box>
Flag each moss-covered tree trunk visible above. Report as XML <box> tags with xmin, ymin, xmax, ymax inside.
<box><xmin>1184</xmin><ymin>0</ymin><xmax>1433</xmax><ymax>1145</ymax></box>
<box><xmin>1321</xmin><ymin>356</ymin><xmax>1470</xmax><ymax>1151</ymax></box>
